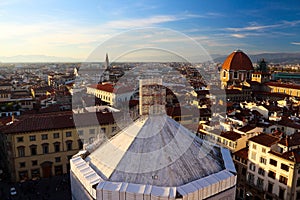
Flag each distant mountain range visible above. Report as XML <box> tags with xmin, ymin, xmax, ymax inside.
<box><xmin>213</xmin><ymin>52</ymin><xmax>300</xmax><ymax>64</ymax></box>
<box><xmin>1</xmin><ymin>53</ymin><xmax>300</xmax><ymax>64</ymax></box>
<box><xmin>0</xmin><ymin>55</ymin><xmax>81</xmax><ymax>63</ymax></box>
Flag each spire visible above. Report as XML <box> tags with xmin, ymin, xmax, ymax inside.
<box><xmin>105</xmin><ymin>53</ymin><xmax>109</xmax><ymax>69</ymax></box>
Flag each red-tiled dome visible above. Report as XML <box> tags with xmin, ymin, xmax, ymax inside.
<box><xmin>222</xmin><ymin>50</ymin><xmax>253</xmax><ymax>71</ymax></box>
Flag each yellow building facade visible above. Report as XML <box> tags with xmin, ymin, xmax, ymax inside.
<box><xmin>0</xmin><ymin>111</ymin><xmax>118</xmax><ymax>182</ymax></box>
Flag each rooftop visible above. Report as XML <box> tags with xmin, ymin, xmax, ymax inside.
<box><xmin>220</xmin><ymin>131</ymin><xmax>243</xmax><ymax>141</ymax></box>
<box><xmin>249</xmin><ymin>133</ymin><xmax>279</xmax><ymax>147</ymax></box>
<box><xmin>222</xmin><ymin>50</ymin><xmax>254</xmax><ymax>71</ymax></box>
<box><xmin>233</xmin><ymin>147</ymin><xmax>248</xmax><ymax>160</ymax></box>
<box><xmin>0</xmin><ymin>111</ymin><xmax>118</xmax><ymax>134</ymax></box>
<box><xmin>86</xmin><ymin>114</ymin><xmax>226</xmax><ymax>187</ymax></box>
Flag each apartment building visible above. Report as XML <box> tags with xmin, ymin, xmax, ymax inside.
<box><xmin>86</xmin><ymin>82</ymin><xmax>133</xmax><ymax>106</ymax></box>
<box><xmin>245</xmin><ymin>133</ymin><xmax>300</xmax><ymax>200</ymax></box>
<box><xmin>0</xmin><ymin>111</ymin><xmax>119</xmax><ymax>182</ymax></box>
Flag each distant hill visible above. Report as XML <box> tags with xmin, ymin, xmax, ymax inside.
<box><xmin>214</xmin><ymin>52</ymin><xmax>300</xmax><ymax>64</ymax></box>
<box><xmin>0</xmin><ymin>55</ymin><xmax>81</xmax><ymax>63</ymax></box>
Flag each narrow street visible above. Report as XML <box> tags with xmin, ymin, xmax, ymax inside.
<box><xmin>0</xmin><ymin>174</ymin><xmax>71</xmax><ymax>200</ymax></box>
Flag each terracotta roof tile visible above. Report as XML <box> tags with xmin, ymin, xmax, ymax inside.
<box><xmin>233</xmin><ymin>147</ymin><xmax>248</xmax><ymax>160</ymax></box>
<box><xmin>220</xmin><ymin>131</ymin><xmax>242</xmax><ymax>141</ymax></box>
<box><xmin>222</xmin><ymin>50</ymin><xmax>254</xmax><ymax>71</ymax></box>
<box><xmin>278</xmin><ymin>132</ymin><xmax>300</xmax><ymax>147</ymax></box>
<box><xmin>266</xmin><ymin>82</ymin><xmax>300</xmax><ymax>90</ymax></box>
<box><xmin>0</xmin><ymin>111</ymin><xmax>118</xmax><ymax>134</ymax></box>
<box><xmin>249</xmin><ymin>133</ymin><xmax>279</xmax><ymax>147</ymax></box>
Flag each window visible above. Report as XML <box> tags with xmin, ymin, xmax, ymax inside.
<box><xmin>53</xmin><ymin>133</ymin><xmax>59</xmax><ymax>138</ymax></box>
<box><xmin>223</xmin><ymin>71</ymin><xmax>226</xmax><ymax>77</ymax></box>
<box><xmin>258</xmin><ymin>167</ymin><xmax>265</xmax><ymax>176</ymax></box>
<box><xmin>234</xmin><ymin>71</ymin><xmax>238</xmax><ymax>78</ymax></box>
<box><xmin>41</xmin><ymin>134</ymin><xmax>48</xmax><ymax>140</ymax></box>
<box><xmin>260</xmin><ymin>157</ymin><xmax>267</xmax><ymax>164</ymax></box>
<box><xmin>268</xmin><ymin>170</ymin><xmax>276</xmax><ymax>179</ymax></box>
<box><xmin>19</xmin><ymin>162</ymin><xmax>26</xmax><ymax>168</ymax></box>
<box><xmin>78</xmin><ymin>140</ymin><xmax>83</xmax><ymax>149</ymax></box>
<box><xmin>78</xmin><ymin>130</ymin><xmax>83</xmax><ymax>136</ymax></box>
<box><xmin>54</xmin><ymin>142</ymin><xmax>60</xmax><ymax>152</ymax></box>
<box><xmin>66</xmin><ymin>141</ymin><xmax>73</xmax><ymax>151</ymax></box>
<box><xmin>224</xmin><ymin>140</ymin><xmax>228</xmax><ymax>146</ymax></box>
<box><xmin>270</xmin><ymin>159</ymin><xmax>277</xmax><ymax>166</ymax></box>
<box><xmin>268</xmin><ymin>182</ymin><xmax>273</xmax><ymax>193</ymax></box>
<box><xmin>248</xmin><ymin>173</ymin><xmax>254</xmax><ymax>185</ymax></box>
<box><xmin>31</xmin><ymin>169</ymin><xmax>40</xmax><ymax>179</ymax></box>
<box><xmin>235</xmin><ymin>156</ymin><xmax>241</xmax><ymax>162</ymax></box>
<box><xmin>257</xmin><ymin>178</ymin><xmax>264</xmax><ymax>189</ymax></box>
<box><xmin>279</xmin><ymin>175</ymin><xmax>288</xmax><ymax>184</ymax></box>
<box><xmin>17</xmin><ymin>137</ymin><xmax>24</xmax><ymax>142</ymax></box>
<box><xmin>29</xmin><ymin>145</ymin><xmax>37</xmax><ymax>155</ymax></box>
<box><xmin>55</xmin><ymin>157</ymin><xmax>61</xmax><ymax>162</ymax></box>
<box><xmin>251</xmin><ymin>152</ymin><xmax>256</xmax><ymax>160</ymax></box>
<box><xmin>252</xmin><ymin>144</ymin><xmax>256</xmax><ymax>150</ymax></box>
<box><xmin>242</xmin><ymin>167</ymin><xmax>247</xmax><ymax>176</ymax></box>
<box><xmin>42</xmin><ymin>143</ymin><xmax>49</xmax><ymax>154</ymax></box>
<box><xmin>17</xmin><ymin>146</ymin><xmax>25</xmax><ymax>157</ymax></box>
<box><xmin>112</xmin><ymin>127</ymin><xmax>117</xmax><ymax>132</ymax></box>
<box><xmin>281</xmin><ymin>163</ymin><xmax>289</xmax><ymax>172</ymax></box>
<box><xmin>29</xmin><ymin>135</ymin><xmax>36</xmax><ymax>141</ymax></box>
<box><xmin>32</xmin><ymin>160</ymin><xmax>38</xmax><ymax>166</ymax></box>
<box><xmin>249</xmin><ymin>163</ymin><xmax>256</xmax><ymax>171</ymax></box>
<box><xmin>101</xmin><ymin>128</ymin><xmax>106</xmax><ymax>133</ymax></box>
<box><xmin>262</xmin><ymin>148</ymin><xmax>266</xmax><ymax>153</ymax></box>
<box><xmin>89</xmin><ymin>129</ymin><xmax>95</xmax><ymax>135</ymax></box>
<box><xmin>66</xmin><ymin>131</ymin><xmax>72</xmax><ymax>137</ymax></box>
<box><xmin>278</xmin><ymin>188</ymin><xmax>285</xmax><ymax>200</ymax></box>
<box><xmin>297</xmin><ymin>178</ymin><xmax>300</xmax><ymax>187</ymax></box>
<box><xmin>297</xmin><ymin>192</ymin><xmax>300</xmax><ymax>200</ymax></box>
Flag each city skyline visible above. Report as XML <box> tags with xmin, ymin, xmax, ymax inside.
<box><xmin>0</xmin><ymin>0</ymin><xmax>300</xmax><ymax>62</ymax></box>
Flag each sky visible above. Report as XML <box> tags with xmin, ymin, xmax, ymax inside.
<box><xmin>0</xmin><ymin>0</ymin><xmax>300</xmax><ymax>62</ymax></box>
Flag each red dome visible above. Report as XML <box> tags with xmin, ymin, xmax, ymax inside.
<box><xmin>222</xmin><ymin>50</ymin><xmax>253</xmax><ymax>71</ymax></box>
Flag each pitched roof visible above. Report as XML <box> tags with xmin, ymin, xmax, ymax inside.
<box><xmin>88</xmin><ymin>83</ymin><xmax>114</xmax><ymax>93</ymax></box>
<box><xmin>87</xmin><ymin>115</ymin><xmax>226</xmax><ymax>187</ymax></box>
<box><xmin>278</xmin><ymin>132</ymin><xmax>300</xmax><ymax>147</ymax></box>
<box><xmin>0</xmin><ymin>111</ymin><xmax>117</xmax><ymax>134</ymax></box>
<box><xmin>233</xmin><ymin>147</ymin><xmax>248</xmax><ymax>160</ymax></box>
<box><xmin>266</xmin><ymin>81</ymin><xmax>300</xmax><ymax>90</ymax></box>
<box><xmin>249</xmin><ymin>133</ymin><xmax>279</xmax><ymax>147</ymax></box>
<box><xmin>269</xmin><ymin>149</ymin><xmax>300</xmax><ymax>163</ymax></box>
<box><xmin>238</xmin><ymin>125</ymin><xmax>256</xmax><ymax>133</ymax></box>
<box><xmin>220</xmin><ymin>131</ymin><xmax>243</xmax><ymax>141</ymax></box>
<box><xmin>278</xmin><ymin>117</ymin><xmax>300</xmax><ymax>129</ymax></box>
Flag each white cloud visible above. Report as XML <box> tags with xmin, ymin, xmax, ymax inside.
<box><xmin>226</xmin><ymin>24</ymin><xmax>280</xmax><ymax>32</ymax></box>
<box><xmin>230</xmin><ymin>34</ymin><xmax>246</xmax><ymax>38</ymax></box>
<box><xmin>291</xmin><ymin>42</ymin><xmax>300</xmax><ymax>45</ymax></box>
<box><xmin>226</xmin><ymin>20</ymin><xmax>300</xmax><ymax>33</ymax></box>
<box><xmin>104</xmin><ymin>15</ymin><xmax>182</xmax><ymax>29</ymax></box>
